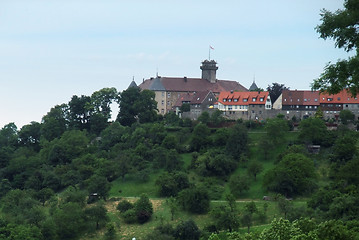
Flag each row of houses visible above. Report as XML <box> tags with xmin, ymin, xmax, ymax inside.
<box><xmin>137</xmin><ymin>59</ymin><xmax>359</xmax><ymax>121</ymax></box>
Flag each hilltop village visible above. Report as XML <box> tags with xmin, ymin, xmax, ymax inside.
<box><xmin>135</xmin><ymin>59</ymin><xmax>359</xmax><ymax>122</ymax></box>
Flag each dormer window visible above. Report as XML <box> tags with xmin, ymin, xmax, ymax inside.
<box><xmin>223</xmin><ymin>99</ymin><xmax>227</xmax><ymax>102</ymax></box>
<box><xmin>260</xmin><ymin>98</ymin><xmax>264</xmax><ymax>102</ymax></box>
<box><xmin>228</xmin><ymin>99</ymin><xmax>232</xmax><ymax>102</ymax></box>
<box><xmin>327</xmin><ymin>98</ymin><xmax>333</xmax><ymax>101</ymax></box>
<box><xmin>234</xmin><ymin>99</ymin><xmax>238</xmax><ymax>102</ymax></box>
<box><xmin>243</xmin><ymin>99</ymin><xmax>248</xmax><ymax>102</ymax></box>
<box><xmin>252</xmin><ymin>98</ymin><xmax>256</xmax><ymax>102</ymax></box>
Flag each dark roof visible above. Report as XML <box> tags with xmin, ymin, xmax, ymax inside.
<box><xmin>139</xmin><ymin>77</ymin><xmax>247</xmax><ymax>93</ymax></box>
<box><xmin>190</xmin><ymin>91</ymin><xmax>214</xmax><ymax>104</ymax></box>
<box><xmin>249</xmin><ymin>81</ymin><xmax>259</xmax><ymax>91</ymax></box>
<box><xmin>282</xmin><ymin>90</ymin><xmax>320</xmax><ymax>106</ymax></box>
<box><xmin>128</xmin><ymin>80</ymin><xmax>138</xmax><ymax>89</ymax></box>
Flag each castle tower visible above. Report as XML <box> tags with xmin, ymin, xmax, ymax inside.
<box><xmin>200</xmin><ymin>60</ymin><xmax>218</xmax><ymax>83</ymax></box>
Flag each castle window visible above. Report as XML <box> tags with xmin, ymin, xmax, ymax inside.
<box><xmin>161</xmin><ymin>100</ymin><xmax>164</xmax><ymax>105</ymax></box>
<box><xmin>167</xmin><ymin>92</ymin><xmax>171</xmax><ymax>97</ymax></box>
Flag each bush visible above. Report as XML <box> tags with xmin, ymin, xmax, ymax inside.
<box><xmin>174</xmin><ymin>219</ymin><xmax>201</xmax><ymax>240</ymax></box>
<box><xmin>122</xmin><ymin>209</ymin><xmax>137</xmax><ymax>224</ymax></box>
<box><xmin>117</xmin><ymin>200</ymin><xmax>134</xmax><ymax>213</ymax></box>
<box><xmin>134</xmin><ymin>194</ymin><xmax>153</xmax><ymax>224</ymax></box>
<box><xmin>177</xmin><ymin>187</ymin><xmax>210</xmax><ymax>214</ymax></box>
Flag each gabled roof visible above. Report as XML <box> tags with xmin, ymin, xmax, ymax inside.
<box><xmin>190</xmin><ymin>91</ymin><xmax>214</xmax><ymax>104</ymax></box>
<box><xmin>173</xmin><ymin>91</ymin><xmax>215</xmax><ymax>107</ymax></box>
<box><xmin>139</xmin><ymin>77</ymin><xmax>248</xmax><ymax>93</ymax></box>
<box><xmin>320</xmin><ymin>90</ymin><xmax>359</xmax><ymax>104</ymax></box>
<box><xmin>218</xmin><ymin>91</ymin><xmax>270</xmax><ymax>106</ymax></box>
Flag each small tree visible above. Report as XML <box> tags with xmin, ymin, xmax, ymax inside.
<box><xmin>247</xmin><ymin>161</ymin><xmax>263</xmax><ymax>181</ymax></box>
<box><xmin>174</xmin><ymin>219</ymin><xmax>201</xmax><ymax>240</ymax></box>
<box><xmin>339</xmin><ymin>109</ymin><xmax>355</xmax><ymax>125</ymax></box>
<box><xmin>229</xmin><ymin>175</ymin><xmax>250</xmax><ymax>198</ymax></box>
<box><xmin>166</xmin><ymin>197</ymin><xmax>179</xmax><ymax>221</ymax></box>
<box><xmin>134</xmin><ymin>194</ymin><xmax>153</xmax><ymax>224</ymax></box>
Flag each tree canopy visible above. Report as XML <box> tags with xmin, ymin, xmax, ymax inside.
<box><xmin>312</xmin><ymin>0</ymin><xmax>359</xmax><ymax>96</ymax></box>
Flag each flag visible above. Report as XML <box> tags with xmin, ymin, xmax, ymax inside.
<box><xmin>210</xmin><ymin>45</ymin><xmax>214</xmax><ymax>50</ymax></box>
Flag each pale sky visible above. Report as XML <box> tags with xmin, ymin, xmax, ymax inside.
<box><xmin>0</xmin><ymin>0</ymin><xmax>349</xmax><ymax>128</ymax></box>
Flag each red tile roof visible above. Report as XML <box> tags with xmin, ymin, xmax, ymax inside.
<box><xmin>218</xmin><ymin>91</ymin><xmax>269</xmax><ymax>106</ymax></box>
<box><xmin>320</xmin><ymin>90</ymin><xmax>359</xmax><ymax>104</ymax></box>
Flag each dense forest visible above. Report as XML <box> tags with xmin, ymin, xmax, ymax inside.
<box><xmin>1</xmin><ymin>84</ymin><xmax>359</xmax><ymax>240</ymax></box>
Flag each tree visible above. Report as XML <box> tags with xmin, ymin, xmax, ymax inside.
<box><xmin>190</xmin><ymin>123</ymin><xmax>211</xmax><ymax>151</ymax></box>
<box><xmin>53</xmin><ymin>202</ymin><xmax>87</xmax><ymax>240</ymax></box>
<box><xmin>267</xmin><ymin>83</ymin><xmax>289</xmax><ymax>104</ymax></box>
<box><xmin>85</xmin><ymin>174</ymin><xmax>111</xmax><ymax>201</ymax></box>
<box><xmin>229</xmin><ymin>175</ymin><xmax>250</xmax><ymax>198</ymax></box>
<box><xmin>277</xmin><ymin>196</ymin><xmax>293</xmax><ymax>219</ymax></box>
<box><xmin>90</xmin><ymin>87</ymin><xmax>118</xmax><ymax>120</ymax></box>
<box><xmin>339</xmin><ymin>109</ymin><xmax>355</xmax><ymax>124</ymax></box>
<box><xmin>198</xmin><ymin>111</ymin><xmax>210</xmax><ymax>124</ymax></box>
<box><xmin>211</xmin><ymin>194</ymin><xmax>240</xmax><ymax>232</ymax></box>
<box><xmin>210</xmin><ymin>109</ymin><xmax>225</xmax><ymax>126</ymax></box>
<box><xmin>174</xmin><ymin>220</ymin><xmax>201</xmax><ymax>240</ymax></box>
<box><xmin>298</xmin><ymin>117</ymin><xmax>328</xmax><ymax>145</ymax></box>
<box><xmin>180</xmin><ymin>103</ymin><xmax>190</xmax><ymax>112</ymax></box>
<box><xmin>177</xmin><ymin>186</ymin><xmax>210</xmax><ymax>214</ymax></box>
<box><xmin>117</xmin><ymin>88</ymin><xmax>158</xmax><ymax>126</ymax></box>
<box><xmin>263</xmin><ymin>153</ymin><xmax>317</xmax><ymax>197</ymax></box>
<box><xmin>85</xmin><ymin>201</ymin><xmax>109</xmax><ymax>230</ymax></box>
<box><xmin>313</xmin><ymin>0</ymin><xmax>359</xmax><ymax>96</ymax></box>
<box><xmin>264</xmin><ymin>118</ymin><xmax>289</xmax><ymax>145</ymax></box>
<box><xmin>226</xmin><ymin>123</ymin><xmax>248</xmax><ymax>161</ymax></box>
<box><xmin>18</xmin><ymin>121</ymin><xmax>41</xmax><ymax>151</ymax></box>
<box><xmin>68</xmin><ymin>95</ymin><xmax>92</xmax><ymax>130</ymax></box>
<box><xmin>166</xmin><ymin>197</ymin><xmax>179</xmax><ymax>221</ymax></box>
<box><xmin>41</xmin><ymin>104</ymin><xmax>68</xmax><ymax>141</ymax></box>
<box><xmin>134</xmin><ymin>194</ymin><xmax>153</xmax><ymax>224</ymax></box>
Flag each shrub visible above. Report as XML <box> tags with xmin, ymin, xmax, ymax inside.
<box><xmin>116</xmin><ymin>200</ymin><xmax>134</xmax><ymax>213</ymax></box>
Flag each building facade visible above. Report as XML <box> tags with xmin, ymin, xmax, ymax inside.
<box><xmin>138</xmin><ymin>60</ymin><xmax>248</xmax><ymax>114</ymax></box>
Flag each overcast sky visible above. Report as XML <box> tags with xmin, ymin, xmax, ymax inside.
<box><xmin>0</xmin><ymin>0</ymin><xmax>349</xmax><ymax>128</ymax></box>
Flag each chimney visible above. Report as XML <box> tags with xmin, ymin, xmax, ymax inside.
<box><xmin>184</xmin><ymin>76</ymin><xmax>187</xmax><ymax>82</ymax></box>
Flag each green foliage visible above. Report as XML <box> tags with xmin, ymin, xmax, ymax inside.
<box><xmin>117</xmin><ymin>88</ymin><xmax>158</xmax><ymax>126</ymax></box>
<box><xmin>117</xmin><ymin>200</ymin><xmax>134</xmax><ymax>213</ymax></box>
<box><xmin>134</xmin><ymin>194</ymin><xmax>153</xmax><ymax>224</ymax></box>
<box><xmin>264</xmin><ymin>118</ymin><xmax>289</xmax><ymax>145</ymax></box>
<box><xmin>190</xmin><ymin>123</ymin><xmax>211</xmax><ymax>151</ymax></box>
<box><xmin>174</xmin><ymin>219</ymin><xmax>201</xmax><ymax>240</ymax></box>
<box><xmin>298</xmin><ymin>117</ymin><xmax>329</xmax><ymax>145</ymax></box>
<box><xmin>85</xmin><ymin>174</ymin><xmax>111</xmax><ymax>200</ymax></box>
<box><xmin>313</xmin><ymin>0</ymin><xmax>359</xmax><ymax>96</ymax></box>
<box><xmin>177</xmin><ymin>186</ymin><xmax>210</xmax><ymax>214</ymax></box>
<box><xmin>247</xmin><ymin>161</ymin><xmax>263</xmax><ymax>181</ymax></box>
<box><xmin>84</xmin><ymin>201</ymin><xmax>109</xmax><ymax>230</ymax></box>
<box><xmin>267</xmin><ymin>83</ymin><xmax>289</xmax><ymax>104</ymax></box>
<box><xmin>226</xmin><ymin>123</ymin><xmax>249</xmax><ymax>161</ymax></box>
<box><xmin>263</xmin><ymin>153</ymin><xmax>317</xmax><ymax>197</ymax></box>
<box><xmin>155</xmin><ymin>171</ymin><xmax>189</xmax><ymax>197</ymax></box>
<box><xmin>198</xmin><ymin>111</ymin><xmax>210</xmax><ymax>124</ymax></box>
<box><xmin>229</xmin><ymin>175</ymin><xmax>250</xmax><ymax>198</ymax></box>
<box><xmin>180</xmin><ymin>103</ymin><xmax>190</xmax><ymax>112</ymax></box>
